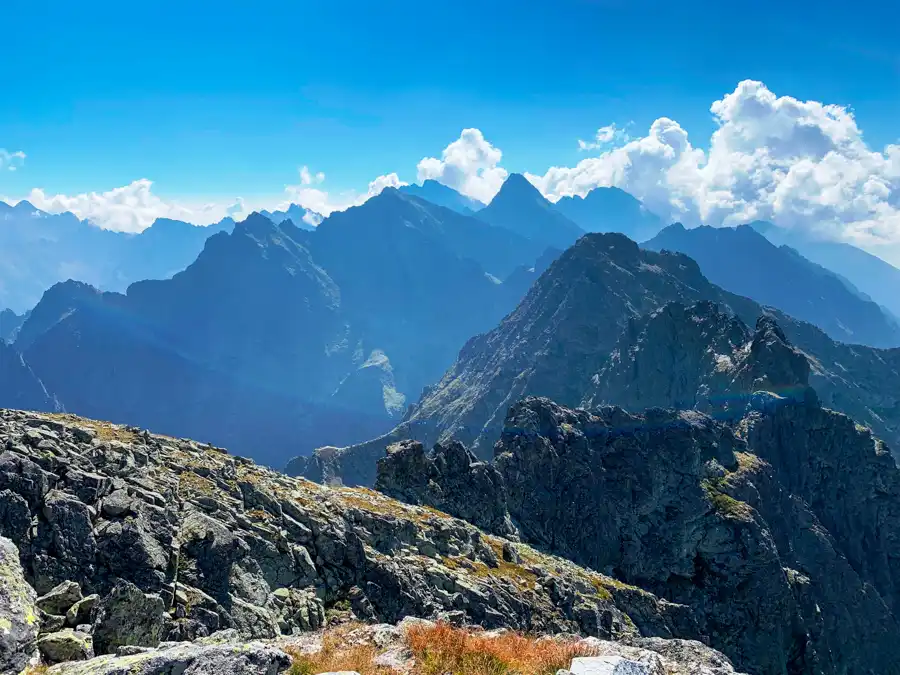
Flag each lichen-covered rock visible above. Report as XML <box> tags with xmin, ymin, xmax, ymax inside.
<box><xmin>0</xmin><ymin>409</ymin><xmax>668</xmax><ymax>649</ymax></box>
<box><xmin>36</xmin><ymin>580</ymin><xmax>83</xmax><ymax>616</ymax></box>
<box><xmin>375</xmin><ymin>439</ymin><xmax>516</xmax><ymax>537</ymax></box>
<box><xmin>0</xmin><ymin>535</ymin><xmax>39</xmax><ymax>673</ymax></box>
<box><xmin>37</xmin><ymin>628</ymin><xmax>94</xmax><ymax>663</ymax></box>
<box><xmin>66</xmin><ymin>593</ymin><xmax>98</xmax><ymax>627</ymax></box>
<box><xmin>44</xmin><ymin>639</ymin><xmax>291</xmax><ymax>674</ymax></box>
<box><xmin>92</xmin><ymin>580</ymin><xmax>166</xmax><ymax>654</ymax></box>
<box><xmin>270</xmin><ymin>587</ymin><xmax>325</xmax><ymax>634</ymax></box>
<box><xmin>378</xmin><ymin>392</ymin><xmax>900</xmax><ymax>674</ymax></box>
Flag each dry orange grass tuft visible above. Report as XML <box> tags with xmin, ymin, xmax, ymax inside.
<box><xmin>286</xmin><ymin>623</ymin><xmax>394</xmax><ymax>675</ymax></box>
<box><xmin>405</xmin><ymin>622</ymin><xmax>595</xmax><ymax>675</ymax></box>
<box><xmin>287</xmin><ymin>621</ymin><xmax>597</xmax><ymax>675</ymax></box>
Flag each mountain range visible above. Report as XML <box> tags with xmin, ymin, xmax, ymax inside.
<box><xmin>0</xmin><ymin>201</ymin><xmax>234</xmax><ymax>313</ymax></box>
<box><xmin>1</xmin><ymin>185</ymin><xmax>562</xmax><ymax>463</ymax></box>
<box><xmin>296</xmin><ymin>231</ymin><xmax>900</xmax><ymax>487</ymax></box>
<box><xmin>553</xmin><ymin>185</ymin><xmax>663</xmax><ymax>240</ymax></box>
<box><xmin>6</xmin><ymin>173</ymin><xmax>900</xmax><ymax>675</ymax></box>
<box><xmin>5</xmin><ymin>175</ymin><xmax>900</xmax><ymax>474</ymax></box>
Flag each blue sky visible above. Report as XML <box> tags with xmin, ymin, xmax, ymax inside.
<box><xmin>3</xmin><ymin>0</ymin><xmax>900</xmax><ymax>249</ymax></box>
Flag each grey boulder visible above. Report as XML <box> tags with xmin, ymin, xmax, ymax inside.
<box><xmin>36</xmin><ymin>580</ymin><xmax>83</xmax><ymax>616</ymax></box>
<box><xmin>45</xmin><ymin>640</ymin><xmax>292</xmax><ymax>674</ymax></box>
<box><xmin>37</xmin><ymin>628</ymin><xmax>94</xmax><ymax>663</ymax></box>
<box><xmin>0</xmin><ymin>535</ymin><xmax>39</xmax><ymax>674</ymax></box>
<box><xmin>92</xmin><ymin>579</ymin><xmax>166</xmax><ymax>654</ymax></box>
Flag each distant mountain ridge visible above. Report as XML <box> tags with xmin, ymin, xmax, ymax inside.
<box><xmin>399</xmin><ymin>180</ymin><xmax>486</xmax><ymax>215</ymax></box>
<box><xmin>553</xmin><ymin>186</ymin><xmax>663</xmax><ymax>241</ymax></box>
<box><xmin>0</xmin><ymin>202</ymin><xmax>235</xmax><ymax>312</ymax></box>
<box><xmin>644</xmin><ymin>223</ymin><xmax>900</xmax><ymax>347</ymax></box>
<box><xmin>296</xmin><ymin>231</ymin><xmax>900</xmax><ymax>487</ymax></box>
<box><xmin>9</xmin><ymin>193</ymin><xmax>551</xmax><ymax>464</ymax></box>
<box><xmin>749</xmin><ymin>220</ymin><xmax>900</xmax><ymax>321</ymax></box>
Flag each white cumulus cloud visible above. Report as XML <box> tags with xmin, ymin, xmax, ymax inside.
<box><xmin>23</xmin><ymin>180</ymin><xmax>204</xmax><ymax>233</ymax></box>
<box><xmin>0</xmin><ymin>149</ymin><xmax>26</xmax><ymax>171</ymax></box>
<box><xmin>528</xmin><ymin>80</ymin><xmax>900</xmax><ymax>246</ymax></box>
<box><xmin>417</xmin><ymin>128</ymin><xmax>508</xmax><ymax>203</ymax></box>
<box><xmin>578</xmin><ymin>123</ymin><xmax>630</xmax><ymax>151</ymax></box>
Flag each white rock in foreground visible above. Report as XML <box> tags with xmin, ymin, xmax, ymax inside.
<box><xmin>570</xmin><ymin>655</ymin><xmax>653</xmax><ymax>675</ymax></box>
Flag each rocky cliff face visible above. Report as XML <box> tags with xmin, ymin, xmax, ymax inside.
<box><xmin>375</xmin><ymin>318</ymin><xmax>900</xmax><ymax>674</ymax></box>
<box><xmin>0</xmin><ymin>407</ymin><xmax>752</xmax><ymax>673</ymax></box>
<box><xmin>378</xmin><ymin>393</ymin><xmax>900</xmax><ymax>674</ymax></box>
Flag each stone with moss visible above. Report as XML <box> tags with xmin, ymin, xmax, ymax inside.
<box><xmin>37</xmin><ymin>629</ymin><xmax>94</xmax><ymax>663</ymax></box>
<box><xmin>0</xmin><ymin>535</ymin><xmax>39</xmax><ymax>673</ymax></box>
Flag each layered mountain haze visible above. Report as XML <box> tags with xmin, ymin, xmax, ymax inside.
<box><xmin>0</xmin><ymin>202</ymin><xmax>234</xmax><ymax>313</ymax></box>
<box><xmin>5</xmin><ymin>191</ymin><xmax>552</xmax><ymax>464</ymax></box>
<box><xmin>645</xmin><ymin>223</ymin><xmax>900</xmax><ymax>347</ymax></box>
<box><xmin>299</xmin><ymin>231</ymin><xmax>900</xmax><ymax>487</ymax></box>
<box><xmin>752</xmin><ymin>221</ymin><xmax>900</xmax><ymax>321</ymax></box>
<box><xmin>399</xmin><ymin>179</ymin><xmax>486</xmax><ymax>215</ymax></box>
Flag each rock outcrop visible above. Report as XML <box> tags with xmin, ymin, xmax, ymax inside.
<box><xmin>378</xmin><ymin>393</ymin><xmax>900</xmax><ymax>674</ymax></box>
<box><xmin>0</xmin><ymin>535</ymin><xmax>39</xmax><ymax>673</ymax></box>
<box><xmin>644</xmin><ymin>223</ymin><xmax>900</xmax><ymax>348</ymax></box>
<box><xmin>374</xmin><ymin>439</ymin><xmax>516</xmax><ymax>538</ymax></box>
<box><xmin>45</xmin><ymin>636</ymin><xmax>291</xmax><ymax>674</ymax></box>
<box><xmin>0</xmin><ymin>407</ymin><xmax>738</xmax><ymax>670</ymax></box>
<box><xmin>374</xmin><ymin>316</ymin><xmax>900</xmax><ymax>674</ymax></box>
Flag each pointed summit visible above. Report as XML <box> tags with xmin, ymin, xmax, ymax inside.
<box><xmin>478</xmin><ymin>174</ymin><xmax>583</xmax><ymax>249</ymax></box>
<box><xmin>12</xmin><ymin>200</ymin><xmax>41</xmax><ymax>215</ymax></box>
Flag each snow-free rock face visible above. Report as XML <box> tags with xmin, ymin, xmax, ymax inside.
<box><xmin>379</xmin><ymin>393</ymin><xmax>900</xmax><ymax>674</ymax></box>
<box><xmin>305</xmin><ymin>231</ymin><xmax>900</xmax><ymax>488</ymax></box>
<box><xmin>0</xmin><ymin>535</ymin><xmax>39</xmax><ymax>673</ymax></box>
<box><xmin>0</xmin><ymin>407</ymin><xmax>741</xmax><ymax>668</ymax></box>
<box><xmin>374</xmin><ymin>320</ymin><xmax>900</xmax><ymax>673</ymax></box>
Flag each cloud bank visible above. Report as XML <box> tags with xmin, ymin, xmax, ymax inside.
<box><xmin>5</xmin><ymin>168</ymin><xmax>406</xmax><ymax>233</ymax></box>
<box><xmin>525</xmin><ymin>80</ymin><xmax>900</xmax><ymax>245</ymax></box>
<box><xmin>5</xmin><ymin>81</ymin><xmax>899</xmax><ymax>246</ymax></box>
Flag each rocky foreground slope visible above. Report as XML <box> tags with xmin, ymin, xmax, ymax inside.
<box><xmin>0</xmin><ymin>407</ymin><xmax>747</xmax><ymax>674</ymax></box>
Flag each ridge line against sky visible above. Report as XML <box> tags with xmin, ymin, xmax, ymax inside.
<box><xmin>3</xmin><ymin>79</ymin><xmax>900</xmax><ymax>262</ymax></box>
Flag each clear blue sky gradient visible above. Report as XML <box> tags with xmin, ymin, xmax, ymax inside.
<box><xmin>3</xmin><ymin>0</ymin><xmax>899</xmax><ymax>201</ymax></box>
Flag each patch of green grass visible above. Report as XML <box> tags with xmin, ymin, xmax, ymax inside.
<box><xmin>702</xmin><ymin>479</ymin><xmax>754</xmax><ymax>521</ymax></box>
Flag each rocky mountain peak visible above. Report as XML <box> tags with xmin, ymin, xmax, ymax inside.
<box><xmin>377</xmin><ymin>393</ymin><xmax>900</xmax><ymax>674</ymax></box>
<box><xmin>735</xmin><ymin>313</ymin><xmax>813</xmax><ymax>404</ymax></box>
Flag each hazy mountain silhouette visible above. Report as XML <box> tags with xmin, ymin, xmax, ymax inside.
<box><xmin>0</xmin><ymin>203</ymin><xmax>233</xmax><ymax>312</ymax></box>
<box><xmin>12</xmin><ymin>203</ymin><xmax>540</xmax><ymax>463</ymax></box>
<box><xmin>553</xmin><ymin>186</ymin><xmax>663</xmax><ymax>240</ymax></box>
<box><xmin>399</xmin><ymin>180</ymin><xmax>486</xmax><ymax>215</ymax></box>
<box><xmin>749</xmin><ymin>221</ymin><xmax>900</xmax><ymax>321</ymax></box>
